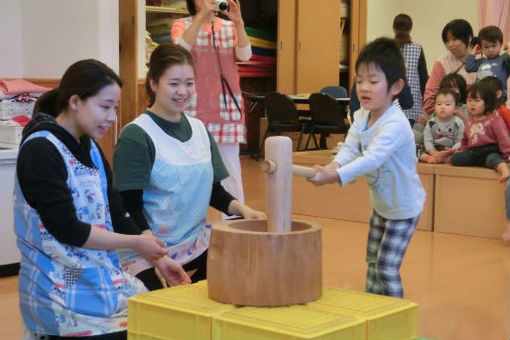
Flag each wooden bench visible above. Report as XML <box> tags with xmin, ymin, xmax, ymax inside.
<box><xmin>290</xmin><ymin>150</ymin><xmax>507</xmax><ymax>239</ymax></box>
<box><xmin>433</xmin><ymin>164</ymin><xmax>506</xmax><ymax>239</ymax></box>
<box><xmin>291</xmin><ymin>150</ymin><xmax>434</xmax><ymax>231</ymax></box>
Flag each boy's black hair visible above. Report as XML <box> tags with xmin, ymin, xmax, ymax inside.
<box><xmin>441</xmin><ymin>19</ymin><xmax>473</xmax><ymax>47</ymax></box>
<box><xmin>355</xmin><ymin>37</ymin><xmax>406</xmax><ymax>93</ymax></box>
<box><xmin>478</xmin><ymin>76</ymin><xmax>505</xmax><ymax>103</ymax></box>
<box><xmin>478</xmin><ymin>25</ymin><xmax>503</xmax><ymax>44</ymax></box>
<box><xmin>186</xmin><ymin>0</ymin><xmax>197</xmax><ymax>15</ymax></box>
<box><xmin>439</xmin><ymin>73</ymin><xmax>467</xmax><ymax>103</ymax></box>
<box><xmin>435</xmin><ymin>88</ymin><xmax>460</xmax><ymax>107</ymax></box>
<box><xmin>467</xmin><ymin>81</ymin><xmax>499</xmax><ymax>113</ymax></box>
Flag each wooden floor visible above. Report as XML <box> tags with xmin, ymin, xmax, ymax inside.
<box><xmin>1</xmin><ymin>155</ymin><xmax>510</xmax><ymax>340</ymax></box>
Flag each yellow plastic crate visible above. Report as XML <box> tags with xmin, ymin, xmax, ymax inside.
<box><xmin>307</xmin><ymin>288</ymin><xmax>418</xmax><ymax>340</ymax></box>
<box><xmin>128</xmin><ymin>281</ymin><xmax>236</xmax><ymax>340</ymax></box>
<box><xmin>212</xmin><ymin>304</ymin><xmax>366</xmax><ymax>340</ymax></box>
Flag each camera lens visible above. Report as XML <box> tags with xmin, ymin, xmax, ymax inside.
<box><xmin>218</xmin><ymin>1</ymin><xmax>228</xmax><ymax>11</ymax></box>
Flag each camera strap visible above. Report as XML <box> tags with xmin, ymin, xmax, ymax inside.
<box><xmin>211</xmin><ymin>21</ymin><xmax>242</xmax><ymax>117</ymax></box>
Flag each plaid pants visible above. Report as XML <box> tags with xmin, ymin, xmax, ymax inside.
<box><xmin>366</xmin><ymin>210</ymin><xmax>420</xmax><ymax>298</ymax></box>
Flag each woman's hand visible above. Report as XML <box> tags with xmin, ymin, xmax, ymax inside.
<box><xmin>153</xmin><ymin>256</ymin><xmax>191</xmax><ymax>286</ymax></box>
<box><xmin>196</xmin><ymin>0</ymin><xmax>216</xmax><ymax>20</ymax></box>
<box><xmin>225</xmin><ymin>0</ymin><xmax>243</xmax><ymax>25</ymax></box>
<box><xmin>228</xmin><ymin>200</ymin><xmax>266</xmax><ymax>219</ymax></box>
<box><xmin>132</xmin><ymin>234</ymin><xmax>168</xmax><ymax>263</ymax></box>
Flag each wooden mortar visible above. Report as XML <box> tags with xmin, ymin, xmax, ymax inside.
<box><xmin>207</xmin><ymin>136</ymin><xmax>322</xmax><ymax>306</ymax></box>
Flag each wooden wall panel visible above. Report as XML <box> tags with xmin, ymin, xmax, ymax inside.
<box><xmin>295</xmin><ymin>0</ymin><xmax>340</xmax><ymax>94</ymax></box>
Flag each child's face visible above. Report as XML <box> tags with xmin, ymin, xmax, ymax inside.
<box><xmin>151</xmin><ymin>63</ymin><xmax>195</xmax><ymax>116</ymax></box>
<box><xmin>466</xmin><ymin>94</ymin><xmax>486</xmax><ymax>116</ymax></box>
<box><xmin>74</xmin><ymin>83</ymin><xmax>121</xmax><ymax>140</ymax></box>
<box><xmin>480</xmin><ymin>39</ymin><xmax>501</xmax><ymax>59</ymax></box>
<box><xmin>355</xmin><ymin>63</ymin><xmax>400</xmax><ymax>117</ymax></box>
<box><xmin>435</xmin><ymin>93</ymin><xmax>457</xmax><ymax>120</ymax></box>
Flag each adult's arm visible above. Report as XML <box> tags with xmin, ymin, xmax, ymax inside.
<box><xmin>97</xmin><ymin>144</ymin><xmax>143</xmax><ymax>235</ymax></box>
<box><xmin>418</xmin><ymin>48</ymin><xmax>429</xmax><ymax>95</ymax></box>
<box><xmin>171</xmin><ymin>2</ymin><xmax>215</xmax><ymax>50</ymax></box>
<box><xmin>422</xmin><ymin>61</ymin><xmax>446</xmax><ymax>114</ymax></box>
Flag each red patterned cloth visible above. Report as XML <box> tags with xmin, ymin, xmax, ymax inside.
<box><xmin>172</xmin><ymin>17</ymin><xmax>246</xmax><ymax>144</ymax></box>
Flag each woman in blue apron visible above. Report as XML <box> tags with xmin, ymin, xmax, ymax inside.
<box><xmin>113</xmin><ymin>43</ymin><xmax>265</xmax><ymax>289</ymax></box>
<box><xmin>15</xmin><ymin>59</ymin><xmax>190</xmax><ymax>340</ymax></box>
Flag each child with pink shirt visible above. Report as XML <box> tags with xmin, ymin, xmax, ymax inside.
<box><xmin>450</xmin><ymin>81</ymin><xmax>510</xmax><ymax>182</ymax></box>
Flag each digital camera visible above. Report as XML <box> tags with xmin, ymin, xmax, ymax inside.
<box><xmin>215</xmin><ymin>0</ymin><xmax>229</xmax><ymax>12</ymax></box>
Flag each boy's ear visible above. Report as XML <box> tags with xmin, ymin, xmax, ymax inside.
<box><xmin>390</xmin><ymin>78</ymin><xmax>404</xmax><ymax>97</ymax></box>
<box><xmin>496</xmin><ymin>89</ymin><xmax>503</xmax><ymax>99</ymax></box>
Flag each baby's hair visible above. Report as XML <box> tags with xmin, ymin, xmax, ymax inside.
<box><xmin>441</xmin><ymin>19</ymin><xmax>473</xmax><ymax>47</ymax></box>
<box><xmin>439</xmin><ymin>73</ymin><xmax>467</xmax><ymax>103</ymax></box>
<box><xmin>393</xmin><ymin>13</ymin><xmax>412</xmax><ymax>48</ymax></box>
<box><xmin>145</xmin><ymin>43</ymin><xmax>194</xmax><ymax>107</ymax></box>
<box><xmin>33</xmin><ymin>59</ymin><xmax>121</xmax><ymax>118</ymax></box>
<box><xmin>355</xmin><ymin>37</ymin><xmax>405</xmax><ymax>94</ymax></box>
<box><xmin>478</xmin><ymin>25</ymin><xmax>503</xmax><ymax>44</ymax></box>
<box><xmin>467</xmin><ymin>81</ymin><xmax>498</xmax><ymax>114</ymax></box>
<box><xmin>435</xmin><ymin>88</ymin><xmax>459</xmax><ymax>106</ymax></box>
<box><xmin>478</xmin><ymin>76</ymin><xmax>505</xmax><ymax>103</ymax></box>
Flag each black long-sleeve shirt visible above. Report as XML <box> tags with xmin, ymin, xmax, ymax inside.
<box><xmin>17</xmin><ymin>114</ymin><xmax>141</xmax><ymax>247</ymax></box>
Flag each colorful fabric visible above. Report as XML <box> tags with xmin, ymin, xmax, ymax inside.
<box><xmin>0</xmin><ymin>78</ymin><xmax>50</xmax><ymax>95</ymax></box>
<box><xmin>172</xmin><ymin>17</ymin><xmax>246</xmax><ymax>144</ymax></box>
<box><xmin>458</xmin><ymin>113</ymin><xmax>510</xmax><ymax>159</ymax></box>
<box><xmin>251</xmin><ymin>46</ymin><xmax>276</xmax><ymax>57</ymax></box>
<box><xmin>245</xmin><ymin>26</ymin><xmax>276</xmax><ymax>42</ymax></box>
<box><xmin>497</xmin><ymin>104</ymin><xmax>510</xmax><ymax>132</ymax></box>
<box><xmin>118</xmin><ymin>113</ymin><xmax>213</xmax><ymax>274</ymax></box>
<box><xmin>14</xmin><ymin>131</ymin><xmax>146</xmax><ymax>336</ymax></box>
<box><xmin>248</xmin><ymin>36</ymin><xmax>276</xmax><ymax>49</ymax></box>
<box><xmin>366</xmin><ymin>210</ymin><xmax>420</xmax><ymax>297</ymax></box>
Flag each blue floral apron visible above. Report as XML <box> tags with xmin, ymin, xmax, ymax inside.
<box><xmin>14</xmin><ymin>131</ymin><xmax>146</xmax><ymax>336</ymax></box>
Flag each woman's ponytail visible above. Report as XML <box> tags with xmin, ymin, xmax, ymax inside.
<box><xmin>32</xmin><ymin>89</ymin><xmax>59</xmax><ymax>118</ymax></box>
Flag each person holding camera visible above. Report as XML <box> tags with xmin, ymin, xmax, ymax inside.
<box><xmin>171</xmin><ymin>0</ymin><xmax>251</xmax><ymax>215</ymax></box>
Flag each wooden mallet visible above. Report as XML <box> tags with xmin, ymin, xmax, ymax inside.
<box><xmin>260</xmin><ymin>136</ymin><xmax>317</xmax><ymax>233</ymax></box>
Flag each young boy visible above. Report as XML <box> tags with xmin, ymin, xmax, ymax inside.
<box><xmin>465</xmin><ymin>25</ymin><xmax>510</xmax><ymax>98</ymax></box>
<box><xmin>420</xmin><ymin>88</ymin><xmax>464</xmax><ymax>164</ymax></box>
<box><xmin>308</xmin><ymin>38</ymin><xmax>425</xmax><ymax>298</ymax></box>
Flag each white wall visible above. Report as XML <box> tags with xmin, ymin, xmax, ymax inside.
<box><xmin>0</xmin><ymin>0</ymin><xmax>118</xmax><ymax>78</ymax></box>
<box><xmin>0</xmin><ymin>0</ymin><xmax>23</xmax><ymax>77</ymax></box>
<box><xmin>367</xmin><ymin>0</ymin><xmax>478</xmax><ymax>72</ymax></box>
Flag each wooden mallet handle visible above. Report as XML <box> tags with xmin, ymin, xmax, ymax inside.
<box><xmin>261</xmin><ymin>160</ymin><xmax>316</xmax><ymax>178</ymax></box>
